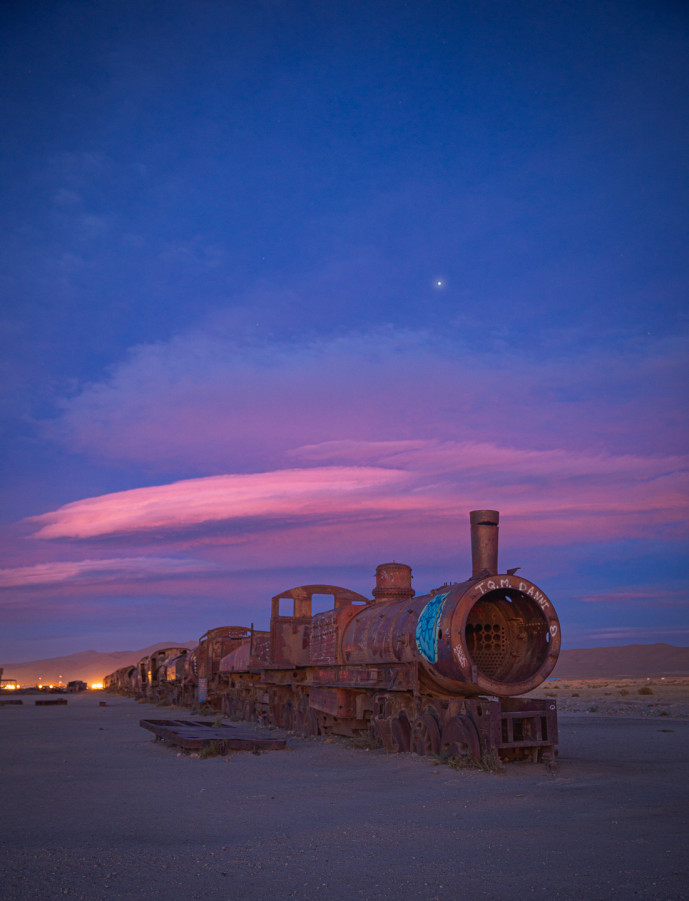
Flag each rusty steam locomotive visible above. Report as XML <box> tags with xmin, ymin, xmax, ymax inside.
<box><xmin>104</xmin><ymin>510</ymin><xmax>561</xmax><ymax>763</ymax></box>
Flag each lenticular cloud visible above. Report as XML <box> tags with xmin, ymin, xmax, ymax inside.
<box><xmin>27</xmin><ymin>466</ymin><xmax>412</xmax><ymax>540</ymax></box>
<box><xmin>25</xmin><ymin>441</ymin><xmax>688</xmax><ymax>548</ymax></box>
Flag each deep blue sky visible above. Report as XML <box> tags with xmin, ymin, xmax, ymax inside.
<box><xmin>1</xmin><ymin>0</ymin><xmax>687</xmax><ymax>662</ymax></box>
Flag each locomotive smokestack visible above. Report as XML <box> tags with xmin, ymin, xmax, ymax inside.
<box><xmin>470</xmin><ymin>509</ymin><xmax>499</xmax><ymax>577</ymax></box>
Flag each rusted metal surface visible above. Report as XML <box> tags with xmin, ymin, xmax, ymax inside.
<box><xmin>104</xmin><ymin>665</ymin><xmax>137</xmax><ymax>696</ymax></box>
<box><xmin>196</xmin><ymin>626</ymin><xmax>251</xmax><ymax>703</ymax></box>
<box><xmin>339</xmin><ymin>573</ymin><xmax>559</xmax><ymax>696</ymax></box>
<box><xmin>270</xmin><ymin>585</ymin><xmax>369</xmax><ymax>667</ymax></box>
<box><xmin>470</xmin><ymin>509</ymin><xmax>500</xmax><ymax>577</ymax></box>
<box><xmin>106</xmin><ymin>510</ymin><xmax>561</xmax><ymax>765</ymax></box>
<box><xmin>372</xmin><ymin>563</ymin><xmax>415</xmax><ymax>601</ymax></box>
<box><xmin>140</xmin><ymin>719</ymin><xmax>286</xmax><ymax>752</ymax></box>
<box><xmin>218</xmin><ymin>627</ymin><xmax>268</xmax><ymax>674</ymax></box>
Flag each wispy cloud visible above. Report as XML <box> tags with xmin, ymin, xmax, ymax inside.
<box><xmin>576</xmin><ymin>589</ymin><xmax>688</xmax><ymax>607</ymax></box>
<box><xmin>45</xmin><ymin>326</ymin><xmax>689</xmax><ymax>474</ymax></box>
<box><xmin>581</xmin><ymin>626</ymin><xmax>689</xmax><ymax>642</ymax></box>
<box><xmin>24</xmin><ymin>441</ymin><xmax>687</xmax><ymax>553</ymax></box>
<box><xmin>0</xmin><ymin>556</ymin><xmax>218</xmax><ymax>588</ymax></box>
<box><xmin>27</xmin><ymin>466</ymin><xmax>412</xmax><ymax>540</ymax></box>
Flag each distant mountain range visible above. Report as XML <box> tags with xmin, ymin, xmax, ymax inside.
<box><xmin>1</xmin><ymin>642</ymin><xmax>688</xmax><ymax>688</ymax></box>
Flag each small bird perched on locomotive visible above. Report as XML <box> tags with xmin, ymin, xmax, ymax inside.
<box><xmin>105</xmin><ymin>510</ymin><xmax>561</xmax><ymax>764</ymax></box>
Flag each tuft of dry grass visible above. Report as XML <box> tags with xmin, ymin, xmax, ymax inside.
<box><xmin>436</xmin><ymin>749</ymin><xmax>502</xmax><ymax>773</ymax></box>
<box><xmin>346</xmin><ymin>732</ymin><xmax>382</xmax><ymax>751</ymax></box>
<box><xmin>199</xmin><ymin>740</ymin><xmax>225</xmax><ymax>759</ymax></box>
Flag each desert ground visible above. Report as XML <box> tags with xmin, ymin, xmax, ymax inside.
<box><xmin>1</xmin><ymin>683</ymin><xmax>688</xmax><ymax>901</ymax></box>
<box><xmin>526</xmin><ymin>675</ymin><xmax>689</xmax><ymax>717</ymax></box>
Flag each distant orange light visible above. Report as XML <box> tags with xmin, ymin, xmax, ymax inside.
<box><xmin>91</xmin><ymin>682</ymin><xmax>104</xmax><ymax>690</ymax></box>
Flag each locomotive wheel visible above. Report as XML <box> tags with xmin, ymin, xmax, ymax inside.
<box><xmin>392</xmin><ymin>712</ymin><xmax>412</xmax><ymax>752</ymax></box>
<box><xmin>371</xmin><ymin>716</ymin><xmax>397</xmax><ymax>752</ymax></box>
<box><xmin>411</xmin><ymin>714</ymin><xmax>441</xmax><ymax>756</ymax></box>
<box><xmin>440</xmin><ymin>715</ymin><xmax>481</xmax><ymax>763</ymax></box>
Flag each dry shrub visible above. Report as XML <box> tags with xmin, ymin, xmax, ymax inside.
<box><xmin>199</xmin><ymin>740</ymin><xmax>225</xmax><ymax>759</ymax></box>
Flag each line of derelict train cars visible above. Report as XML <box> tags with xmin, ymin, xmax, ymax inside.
<box><xmin>104</xmin><ymin>511</ymin><xmax>561</xmax><ymax>764</ymax></box>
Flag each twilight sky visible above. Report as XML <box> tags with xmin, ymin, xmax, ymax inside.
<box><xmin>1</xmin><ymin>0</ymin><xmax>687</xmax><ymax>663</ymax></box>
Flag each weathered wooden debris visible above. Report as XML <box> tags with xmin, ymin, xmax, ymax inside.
<box><xmin>140</xmin><ymin>718</ymin><xmax>287</xmax><ymax>753</ymax></box>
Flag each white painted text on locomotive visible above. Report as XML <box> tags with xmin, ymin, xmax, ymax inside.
<box><xmin>518</xmin><ymin>581</ymin><xmax>549</xmax><ymax>608</ymax></box>
<box><xmin>476</xmin><ymin>577</ymin><xmax>518</xmax><ymax>595</ymax></box>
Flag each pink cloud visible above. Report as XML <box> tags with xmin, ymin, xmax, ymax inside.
<box><xmin>0</xmin><ymin>556</ymin><xmax>219</xmax><ymax>588</ymax></box>
<box><xmin>19</xmin><ymin>440</ymin><xmax>686</xmax><ymax>576</ymax></box>
<box><xmin>294</xmin><ymin>438</ymin><xmax>688</xmax><ymax>480</ymax></box>
<box><xmin>45</xmin><ymin>327</ymin><xmax>689</xmax><ymax>476</ymax></box>
<box><xmin>27</xmin><ymin>466</ymin><xmax>413</xmax><ymax>540</ymax></box>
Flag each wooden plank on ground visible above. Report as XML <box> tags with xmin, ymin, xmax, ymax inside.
<box><xmin>140</xmin><ymin>718</ymin><xmax>287</xmax><ymax>752</ymax></box>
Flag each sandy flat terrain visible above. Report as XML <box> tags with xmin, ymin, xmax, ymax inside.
<box><xmin>526</xmin><ymin>676</ymin><xmax>689</xmax><ymax>718</ymax></box>
<box><xmin>1</xmin><ymin>689</ymin><xmax>688</xmax><ymax>901</ymax></box>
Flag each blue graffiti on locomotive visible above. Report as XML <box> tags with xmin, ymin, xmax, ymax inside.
<box><xmin>415</xmin><ymin>591</ymin><xmax>450</xmax><ymax>663</ymax></box>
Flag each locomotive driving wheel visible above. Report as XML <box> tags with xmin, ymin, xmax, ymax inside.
<box><xmin>440</xmin><ymin>715</ymin><xmax>481</xmax><ymax>763</ymax></box>
<box><xmin>392</xmin><ymin>712</ymin><xmax>411</xmax><ymax>752</ymax></box>
<box><xmin>411</xmin><ymin>714</ymin><xmax>441</xmax><ymax>756</ymax></box>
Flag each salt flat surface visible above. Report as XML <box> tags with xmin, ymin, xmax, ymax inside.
<box><xmin>1</xmin><ymin>692</ymin><xmax>687</xmax><ymax>900</ymax></box>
